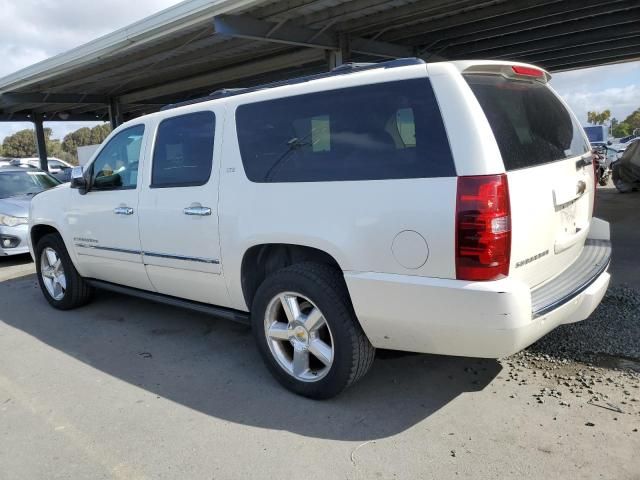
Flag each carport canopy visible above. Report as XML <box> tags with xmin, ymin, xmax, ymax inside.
<box><xmin>0</xmin><ymin>0</ymin><xmax>639</xmax><ymax>170</ymax></box>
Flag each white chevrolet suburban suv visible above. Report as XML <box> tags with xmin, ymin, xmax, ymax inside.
<box><xmin>29</xmin><ymin>59</ymin><xmax>611</xmax><ymax>399</ymax></box>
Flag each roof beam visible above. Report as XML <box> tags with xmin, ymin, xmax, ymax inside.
<box><xmin>486</xmin><ymin>27</ymin><xmax>640</xmax><ymax>59</ymax></box>
<box><xmin>213</xmin><ymin>14</ymin><xmax>414</xmax><ymax>59</ymax></box>
<box><xmin>0</xmin><ymin>92</ymin><xmax>108</xmax><ymax>108</ymax></box>
<box><xmin>390</xmin><ymin>0</ymin><xmax>625</xmax><ymax>45</ymax></box>
<box><xmin>522</xmin><ymin>38</ymin><xmax>640</xmax><ymax>64</ymax></box>
<box><xmin>325</xmin><ymin>0</ymin><xmax>490</xmax><ymax>34</ymax></box>
<box><xmin>443</xmin><ymin>9</ymin><xmax>640</xmax><ymax>57</ymax></box>
<box><xmin>547</xmin><ymin>54</ymin><xmax>640</xmax><ymax>72</ymax></box>
<box><xmin>542</xmin><ymin>47</ymin><xmax>640</xmax><ymax>71</ymax></box>
<box><xmin>120</xmin><ymin>48</ymin><xmax>326</xmax><ymax>104</ymax></box>
<box><xmin>0</xmin><ymin>112</ymin><xmax>106</xmax><ymax>122</ymax></box>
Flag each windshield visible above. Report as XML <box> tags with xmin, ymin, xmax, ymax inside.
<box><xmin>465</xmin><ymin>74</ymin><xmax>590</xmax><ymax>170</ymax></box>
<box><xmin>0</xmin><ymin>170</ymin><xmax>61</xmax><ymax>199</ymax></box>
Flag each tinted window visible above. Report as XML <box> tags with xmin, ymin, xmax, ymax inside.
<box><xmin>465</xmin><ymin>75</ymin><xmax>589</xmax><ymax>171</ymax></box>
<box><xmin>236</xmin><ymin>79</ymin><xmax>454</xmax><ymax>182</ymax></box>
<box><xmin>152</xmin><ymin>111</ymin><xmax>215</xmax><ymax>188</ymax></box>
<box><xmin>0</xmin><ymin>170</ymin><xmax>60</xmax><ymax>198</ymax></box>
<box><xmin>91</xmin><ymin>125</ymin><xmax>144</xmax><ymax>191</ymax></box>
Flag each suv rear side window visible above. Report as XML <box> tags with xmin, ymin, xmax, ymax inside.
<box><xmin>465</xmin><ymin>74</ymin><xmax>589</xmax><ymax>171</ymax></box>
<box><xmin>152</xmin><ymin>111</ymin><xmax>215</xmax><ymax>188</ymax></box>
<box><xmin>236</xmin><ymin>79</ymin><xmax>455</xmax><ymax>182</ymax></box>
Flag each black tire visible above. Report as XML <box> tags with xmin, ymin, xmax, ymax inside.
<box><xmin>612</xmin><ymin>164</ymin><xmax>633</xmax><ymax>193</ymax></box>
<box><xmin>251</xmin><ymin>262</ymin><xmax>375</xmax><ymax>399</ymax></box>
<box><xmin>598</xmin><ymin>175</ymin><xmax>609</xmax><ymax>187</ymax></box>
<box><xmin>35</xmin><ymin>233</ymin><xmax>93</xmax><ymax>310</ymax></box>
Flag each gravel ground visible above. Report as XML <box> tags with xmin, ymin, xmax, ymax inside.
<box><xmin>527</xmin><ymin>284</ymin><xmax>640</xmax><ymax>366</ymax></box>
<box><xmin>500</xmin><ymin>283</ymin><xmax>640</xmax><ymax>421</ymax></box>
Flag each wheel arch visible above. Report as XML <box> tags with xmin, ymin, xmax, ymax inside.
<box><xmin>30</xmin><ymin>224</ymin><xmax>61</xmax><ymax>252</ymax></box>
<box><xmin>240</xmin><ymin>243</ymin><xmax>345</xmax><ymax>310</ymax></box>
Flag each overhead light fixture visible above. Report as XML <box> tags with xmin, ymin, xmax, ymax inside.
<box><xmin>58</xmin><ymin>111</ymin><xmax>70</xmax><ymax>120</ymax></box>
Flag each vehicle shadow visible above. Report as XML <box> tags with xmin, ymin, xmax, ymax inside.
<box><xmin>0</xmin><ymin>253</ymin><xmax>32</xmax><ymax>267</ymax></box>
<box><xmin>0</xmin><ymin>253</ymin><xmax>34</xmax><ymax>281</ymax></box>
<box><xmin>0</xmin><ymin>273</ymin><xmax>501</xmax><ymax>441</ymax></box>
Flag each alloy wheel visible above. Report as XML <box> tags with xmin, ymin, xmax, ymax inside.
<box><xmin>264</xmin><ymin>292</ymin><xmax>334</xmax><ymax>382</ymax></box>
<box><xmin>40</xmin><ymin>247</ymin><xmax>67</xmax><ymax>301</ymax></box>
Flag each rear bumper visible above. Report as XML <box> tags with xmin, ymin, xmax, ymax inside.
<box><xmin>344</xmin><ymin>219</ymin><xmax>611</xmax><ymax>358</ymax></box>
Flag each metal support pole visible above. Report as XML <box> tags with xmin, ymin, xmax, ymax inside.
<box><xmin>327</xmin><ymin>49</ymin><xmax>343</xmax><ymax>70</ymax></box>
<box><xmin>108</xmin><ymin>98</ymin><xmax>122</xmax><ymax>130</ymax></box>
<box><xmin>32</xmin><ymin>112</ymin><xmax>48</xmax><ymax>172</ymax></box>
<box><xmin>328</xmin><ymin>33</ymin><xmax>350</xmax><ymax>70</ymax></box>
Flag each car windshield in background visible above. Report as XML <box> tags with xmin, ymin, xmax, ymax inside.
<box><xmin>0</xmin><ymin>170</ymin><xmax>61</xmax><ymax>199</ymax></box>
<box><xmin>465</xmin><ymin>74</ymin><xmax>589</xmax><ymax>171</ymax></box>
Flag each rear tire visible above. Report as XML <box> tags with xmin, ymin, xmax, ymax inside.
<box><xmin>612</xmin><ymin>164</ymin><xmax>633</xmax><ymax>193</ymax></box>
<box><xmin>251</xmin><ymin>262</ymin><xmax>375</xmax><ymax>399</ymax></box>
<box><xmin>35</xmin><ymin>233</ymin><xmax>93</xmax><ymax>310</ymax></box>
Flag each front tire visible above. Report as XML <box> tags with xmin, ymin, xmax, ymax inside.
<box><xmin>251</xmin><ymin>262</ymin><xmax>375</xmax><ymax>399</ymax></box>
<box><xmin>35</xmin><ymin>233</ymin><xmax>93</xmax><ymax>310</ymax></box>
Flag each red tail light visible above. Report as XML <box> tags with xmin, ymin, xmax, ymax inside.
<box><xmin>511</xmin><ymin>65</ymin><xmax>544</xmax><ymax>78</ymax></box>
<box><xmin>456</xmin><ymin>174</ymin><xmax>511</xmax><ymax>281</ymax></box>
<box><xmin>592</xmin><ymin>154</ymin><xmax>598</xmax><ymax>215</ymax></box>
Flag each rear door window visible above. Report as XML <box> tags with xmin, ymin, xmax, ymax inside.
<box><xmin>151</xmin><ymin>111</ymin><xmax>215</xmax><ymax>188</ymax></box>
<box><xmin>465</xmin><ymin>75</ymin><xmax>589</xmax><ymax>171</ymax></box>
<box><xmin>236</xmin><ymin>79</ymin><xmax>455</xmax><ymax>182</ymax></box>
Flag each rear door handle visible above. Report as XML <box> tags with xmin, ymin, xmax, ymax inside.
<box><xmin>183</xmin><ymin>206</ymin><xmax>212</xmax><ymax>216</ymax></box>
<box><xmin>114</xmin><ymin>206</ymin><xmax>134</xmax><ymax>215</ymax></box>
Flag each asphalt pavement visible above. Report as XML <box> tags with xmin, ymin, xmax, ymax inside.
<box><xmin>0</xmin><ymin>186</ymin><xmax>638</xmax><ymax>480</ymax></box>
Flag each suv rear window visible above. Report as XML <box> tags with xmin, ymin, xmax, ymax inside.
<box><xmin>465</xmin><ymin>75</ymin><xmax>589</xmax><ymax>171</ymax></box>
<box><xmin>236</xmin><ymin>79</ymin><xmax>455</xmax><ymax>182</ymax></box>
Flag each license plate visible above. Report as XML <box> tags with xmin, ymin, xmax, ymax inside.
<box><xmin>559</xmin><ymin>202</ymin><xmax>577</xmax><ymax>234</ymax></box>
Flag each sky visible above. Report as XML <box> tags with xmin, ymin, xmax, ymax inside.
<box><xmin>0</xmin><ymin>0</ymin><xmax>639</xmax><ymax>144</ymax></box>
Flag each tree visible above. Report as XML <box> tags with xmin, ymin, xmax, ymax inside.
<box><xmin>610</xmin><ymin>108</ymin><xmax>640</xmax><ymax>138</ymax></box>
<box><xmin>61</xmin><ymin>123</ymin><xmax>111</xmax><ymax>161</ymax></box>
<box><xmin>89</xmin><ymin>124</ymin><xmax>111</xmax><ymax>144</ymax></box>
<box><xmin>587</xmin><ymin>110</ymin><xmax>611</xmax><ymax>125</ymax></box>
<box><xmin>1</xmin><ymin>128</ymin><xmax>59</xmax><ymax>158</ymax></box>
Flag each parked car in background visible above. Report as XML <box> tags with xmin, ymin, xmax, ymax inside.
<box><xmin>28</xmin><ymin>59</ymin><xmax>611</xmax><ymax>399</ymax></box>
<box><xmin>19</xmin><ymin>157</ymin><xmax>74</xmax><ymax>174</ymax></box>
<box><xmin>612</xmin><ymin>139</ymin><xmax>640</xmax><ymax>193</ymax></box>
<box><xmin>0</xmin><ymin>166</ymin><xmax>61</xmax><ymax>256</ymax></box>
<box><xmin>608</xmin><ymin>137</ymin><xmax>640</xmax><ymax>162</ymax></box>
<box><xmin>18</xmin><ymin>157</ymin><xmax>74</xmax><ymax>183</ymax></box>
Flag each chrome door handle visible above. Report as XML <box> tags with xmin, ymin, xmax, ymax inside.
<box><xmin>183</xmin><ymin>206</ymin><xmax>212</xmax><ymax>216</ymax></box>
<box><xmin>114</xmin><ymin>206</ymin><xmax>134</xmax><ymax>215</ymax></box>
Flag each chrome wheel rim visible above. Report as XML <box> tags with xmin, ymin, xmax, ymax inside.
<box><xmin>264</xmin><ymin>292</ymin><xmax>334</xmax><ymax>382</ymax></box>
<box><xmin>40</xmin><ymin>247</ymin><xmax>66</xmax><ymax>301</ymax></box>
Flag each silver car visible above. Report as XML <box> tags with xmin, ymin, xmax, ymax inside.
<box><xmin>0</xmin><ymin>166</ymin><xmax>61</xmax><ymax>256</ymax></box>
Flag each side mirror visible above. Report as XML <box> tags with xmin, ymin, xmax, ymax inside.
<box><xmin>70</xmin><ymin>166</ymin><xmax>88</xmax><ymax>194</ymax></box>
<box><xmin>607</xmin><ymin>141</ymin><xmax>612</xmax><ymax>145</ymax></box>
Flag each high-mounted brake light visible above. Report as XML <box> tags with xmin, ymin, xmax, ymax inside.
<box><xmin>456</xmin><ymin>174</ymin><xmax>511</xmax><ymax>281</ymax></box>
<box><xmin>511</xmin><ymin>66</ymin><xmax>544</xmax><ymax>78</ymax></box>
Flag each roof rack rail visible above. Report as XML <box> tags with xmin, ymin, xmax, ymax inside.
<box><xmin>160</xmin><ymin>57</ymin><xmax>425</xmax><ymax>112</ymax></box>
<box><xmin>160</xmin><ymin>88</ymin><xmax>246</xmax><ymax>111</ymax></box>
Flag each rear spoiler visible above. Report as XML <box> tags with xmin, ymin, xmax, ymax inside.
<box><xmin>462</xmin><ymin>63</ymin><xmax>551</xmax><ymax>83</ymax></box>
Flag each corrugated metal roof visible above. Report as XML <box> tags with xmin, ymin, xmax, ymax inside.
<box><xmin>1</xmin><ymin>0</ymin><xmax>638</xmax><ymax>122</ymax></box>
